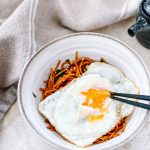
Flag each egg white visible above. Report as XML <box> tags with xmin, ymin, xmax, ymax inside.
<box><xmin>86</xmin><ymin>62</ymin><xmax>139</xmax><ymax>118</ymax></box>
<box><xmin>39</xmin><ymin>62</ymin><xmax>138</xmax><ymax>147</ymax></box>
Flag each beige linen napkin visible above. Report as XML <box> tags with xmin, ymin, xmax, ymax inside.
<box><xmin>0</xmin><ymin>0</ymin><xmax>140</xmax><ymax>121</ymax></box>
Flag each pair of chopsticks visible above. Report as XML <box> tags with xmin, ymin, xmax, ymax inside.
<box><xmin>110</xmin><ymin>92</ymin><xmax>150</xmax><ymax>110</ymax></box>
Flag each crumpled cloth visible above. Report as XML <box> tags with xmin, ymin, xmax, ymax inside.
<box><xmin>0</xmin><ymin>0</ymin><xmax>140</xmax><ymax>121</ymax></box>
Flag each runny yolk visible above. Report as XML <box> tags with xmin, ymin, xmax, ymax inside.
<box><xmin>81</xmin><ymin>89</ymin><xmax>110</xmax><ymax>122</ymax></box>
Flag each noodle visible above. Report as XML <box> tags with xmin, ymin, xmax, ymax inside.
<box><xmin>40</xmin><ymin>51</ymin><xmax>126</xmax><ymax>144</ymax></box>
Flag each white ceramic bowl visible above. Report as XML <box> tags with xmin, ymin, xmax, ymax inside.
<box><xmin>18</xmin><ymin>33</ymin><xmax>150</xmax><ymax>150</ymax></box>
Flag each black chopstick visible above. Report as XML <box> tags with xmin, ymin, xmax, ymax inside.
<box><xmin>111</xmin><ymin>95</ymin><xmax>150</xmax><ymax>110</ymax></box>
<box><xmin>111</xmin><ymin>92</ymin><xmax>150</xmax><ymax>101</ymax></box>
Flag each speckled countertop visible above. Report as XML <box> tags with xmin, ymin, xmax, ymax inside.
<box><xmin>0</xmin><ymin>17</ymin><xmax>150</xmax><ymax>150</ymax></box>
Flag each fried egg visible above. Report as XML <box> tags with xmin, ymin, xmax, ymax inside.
<box><xmin>38</xmin><ymin>62</ymin><xmax>138</xmax><ymax>147</ymax></box>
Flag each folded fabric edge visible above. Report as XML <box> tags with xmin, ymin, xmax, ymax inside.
<box><xmin>0</xmin><ymin>82</ymin><xmax>18</xmax><ymax>122</ymax></box>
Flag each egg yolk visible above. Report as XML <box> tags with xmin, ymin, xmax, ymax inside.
<box><xmin>81</xmin><ymin>89</ymin><xmax>110</xmax><ymax>122</ymax></box>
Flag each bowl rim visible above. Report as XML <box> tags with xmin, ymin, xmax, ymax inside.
<box><xmin>18</xmin><ymin>32</ymin><xmax>150</xmax><ymax>150</ymax></box>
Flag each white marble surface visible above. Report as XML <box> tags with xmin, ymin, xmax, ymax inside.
<box><xmin>0</xmin><ymin>17</ymin><xmax>150</xmax><ymax>150</ymax></box>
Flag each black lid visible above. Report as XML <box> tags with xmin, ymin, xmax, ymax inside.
<box><xmin>140</xmin><ymin>0</ymin><xmax>150</xmax><ymax>20</ymax></box>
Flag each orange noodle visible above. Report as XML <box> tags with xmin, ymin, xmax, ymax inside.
<box><xmin>40</xmin><ymin>51</ymin><xmax>126</xmax><ymax>144</ymax></box>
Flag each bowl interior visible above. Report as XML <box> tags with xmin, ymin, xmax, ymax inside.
<box><xmin>18</xmin><ymin>33</ymin><xmax>150</xmax><ymax>150</ymax></box>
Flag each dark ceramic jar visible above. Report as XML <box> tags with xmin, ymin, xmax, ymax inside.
<box><xmin>128</xmin><ymin>0</ymin><xmax>150</xmax><ymax>48</ymax></box>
